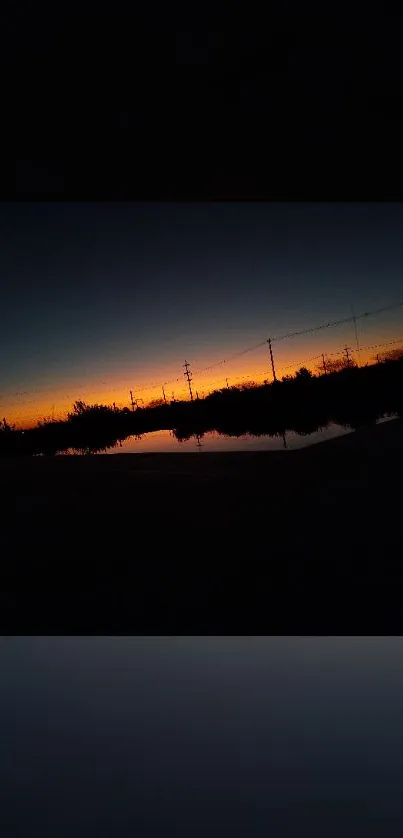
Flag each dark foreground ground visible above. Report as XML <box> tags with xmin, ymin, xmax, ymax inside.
<box><xmin>1</xmin><ymin>419</ymin><xmax>403</xmax><ymax>632</ymax></box>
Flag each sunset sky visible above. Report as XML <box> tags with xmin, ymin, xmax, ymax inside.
<box><xmin>2</xmin><ymin>202</ymin><xmax>403</xmax><ymax>427</ymax></box>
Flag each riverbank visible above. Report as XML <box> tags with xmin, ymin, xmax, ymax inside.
<box><xmin>1</xmin><ymin>418</ymin><xmax>403</xmax><ymax>633</ymax></box>
<box><xmin>2</xmin><ymin>357</ymin><xmax>402</xmax><ymax>457</ymax></box>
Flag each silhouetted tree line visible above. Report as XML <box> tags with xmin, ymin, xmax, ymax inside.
<box><xmin>1</xmin><ymin>356</ymin><xmax>402</xmax><ymax>457</ymax></box>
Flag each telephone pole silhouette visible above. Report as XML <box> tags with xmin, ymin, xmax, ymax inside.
<box><xmin>351</xmin><ymin>304</ymin><xmax>361</xmax><ymax>366</ymax></box>
<box><xmin>129</xmin><ymin>390</ymin><xmax>143</xmax><ymax>411</ymax></box>
<box><xmin>343</xmin><ymin>346</ymin><xmax>353</xmax><ymax>367</ymax></box>
<box><xmin>321</xmin><ymin>354</ymin><xmax>328</xmax><ymax>375</ymax></box>
<box><xmin>162</xmin><ymin>385</ymin><xmax>167</xmax><ymax>403</ymax></box>
<box><xmin>183</xmin><ymin>360</ymin><xmax>194</xmax><ymax>401</ymax></box>
<box><xmin>267</xmin><ymin>339</ymin><xmax>277</xmax><ymax>382</ymax></box>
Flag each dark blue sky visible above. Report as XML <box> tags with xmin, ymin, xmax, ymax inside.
<box><xmin>2</xmin><ymin>203</ymin><xmax>403</xmax><ymax>421</ymax></box>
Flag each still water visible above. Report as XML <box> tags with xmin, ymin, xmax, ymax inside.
<box><xmin>2</xmin><ymin>637</ymin><xmax>403</xmax><ymax>837</ymax></box>
<box><xmin>104</xmin><ymin>423</ymin><xmax>350</xmax><ymax>454</ymax></box>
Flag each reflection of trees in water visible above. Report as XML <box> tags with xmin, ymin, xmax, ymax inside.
<box><xmin>172</xmin><ymin>421</ymin><xmax>331</xmax><ymax>443</ymax></box>
<box><xmin>71</xmin><ymin>434</ymin><xmax>144</xmax><ymax>455</ymax></box>
<box><xmin>171</xmin><ymin>360</ymin><xmax>403</xmax><ymax>444</ymax></box>
<box><xmin>172</xmin><ymin>411</ymin><xmax>384</xmax><ymax>444</ymax></box>
<box><xmin>1</xmin><ymin>358</ymin><xmax>402</xmax><ymax>456</ymax></box>
<box><xmin>71</xmin><ymin>442</ymin><xmax>120</xmax><ymax>455</ymax></box>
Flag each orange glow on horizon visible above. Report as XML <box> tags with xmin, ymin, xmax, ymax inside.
<box><xmin>3</xmin><ymin>301</ymin><xmax>403</xmax><ymax>428</ymax></box>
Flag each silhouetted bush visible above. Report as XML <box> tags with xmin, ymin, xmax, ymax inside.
<box><xmin>295</xmin><ymin>367</ymin><xmax>313</xmax><ymax>379</ymax></box>
<box><xmin>1</xmin><ymin>356</ymin><xmax>402</xmax><ymax>456</ymax></box>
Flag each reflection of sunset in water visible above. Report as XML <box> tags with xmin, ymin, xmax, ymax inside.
<box><xmin>3</xmin><ymin>312</ymin><xmax>403</xmax><ymax>429</ymax></box>
<box><xmin>101</xmin><ymin>425</ymin><xmax>352</xmax><ymax>455</ymax></box>
<box><xmin>2</xmin><ymin>203</ymin><xmax>403</xmax><ymax>433</ymax></box>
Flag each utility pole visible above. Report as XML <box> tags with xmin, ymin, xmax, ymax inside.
<box><xmin>225</xmin><ymin>377</ymin><xmax>230</xmax><ymax>389</ymax></box>
<box><xmin>129</xmin><ymin>390</ymin><xmax>143</xmax><ymax>411</ymax></box>
<box><xmin>351</xmin><ymin>304</ymin><xmax>361</xmax><ymax>366</ymax></box>
<box><xmin>322</xmin><ymin>354</ymin><xmax>328</xmax><ymax>375</ymax></box>
<box><xmin>113</xmin><ymin>402</ymin><xmax>116</xmax><ymax>412</ymax></box>
<box><xmin>183</xmin><ymin>360</ymin><xmax>194</xmax><ymax>401</ymax></box>
<box><xmin>343</xmin><ymin>346</ymin><xmax>353</xmax><ymax>368</ymax></box>
<box><xmin>267</xmin><ymin>338</ymin><xmax>277</xmax><ymax>382</ymax></box>
<box><xmin>162</xmin><ymin>385</ymin><xmax>167</xmax><ymax>403</ymax></box>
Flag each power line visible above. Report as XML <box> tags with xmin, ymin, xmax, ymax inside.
<box><xmin>5</xmin><ymin>335</ymin><xmax>402</xmax><ymax>410</ymax></box>
<box><xmin>355</xmin><ymin>336</ymin><xmax>403</xmax><ymax>353</ymax></box>
<box><xmin>3</xmin><ymin>299</ymin><xmax>403</xmax><ymax>403</ymax></box>
<box><xmin>183</xmin><ymin>360</ymin><xmax>194</xmax><ymax>401</ymax></box>
<box><xmin>129</xmin><ymin>390</ymin><xmax>143</xmax><ymax>411</ymax></box>
<box><xmin>270</xmin><ymin>299</ymin><xmax>403</xmax><ymax>342</ymax></box>
<box><xmin>322</xmin><ymin>336</ymin><xmax>403</xmax><ymax>359</ymax></box>
<box><xmin>271</xmin><ymin>314</ymin><xmax>352</xmax><ymax>342</ymax></box>
<box><xmin>281</xmin><ymin>353</ymin><xmax>322</xmax><ymax>370</ymax></box>
<box><xmin>181</xmin><ymin>299</ymin><xmax>403</xmax><ymax>380</ymax></box>
<box><xmin>193</xmin><ymin>340</ymin><xmax>268</xmax><ymax>375</ymax></box>
<box><xmin>267</xmin><ymin>338</ymin><xmax>277</xmax><ymax>382</ymax></box>
<box><xmin>351</xmin><ymin>303</ymin><xmax>361</xmax><ymax>366</ymax></box>
<box><xmin>343</xmin><ymin>345</ymin><xmax>353</xmax><ymax>367</ymax></box>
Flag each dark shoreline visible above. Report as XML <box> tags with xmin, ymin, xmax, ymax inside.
<box><xmin>0</xmin><ymin>414</ymin><xmax>397</xmax><ymax>467</ymax></box>
<box><xmin>2</xmin><ymin>357</ymin><xmax>403</xmax><ymax>457</ymax></box>
<box><xmin>2</xmin><ymin>418</ymin><xmax>403</xmax><ymax>634</ymax></box>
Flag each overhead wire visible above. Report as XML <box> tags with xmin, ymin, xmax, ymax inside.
<box><xmin>2</xmin><ymin>300</ymin><xmax>403</xmax><ymax>405</ymax></box>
